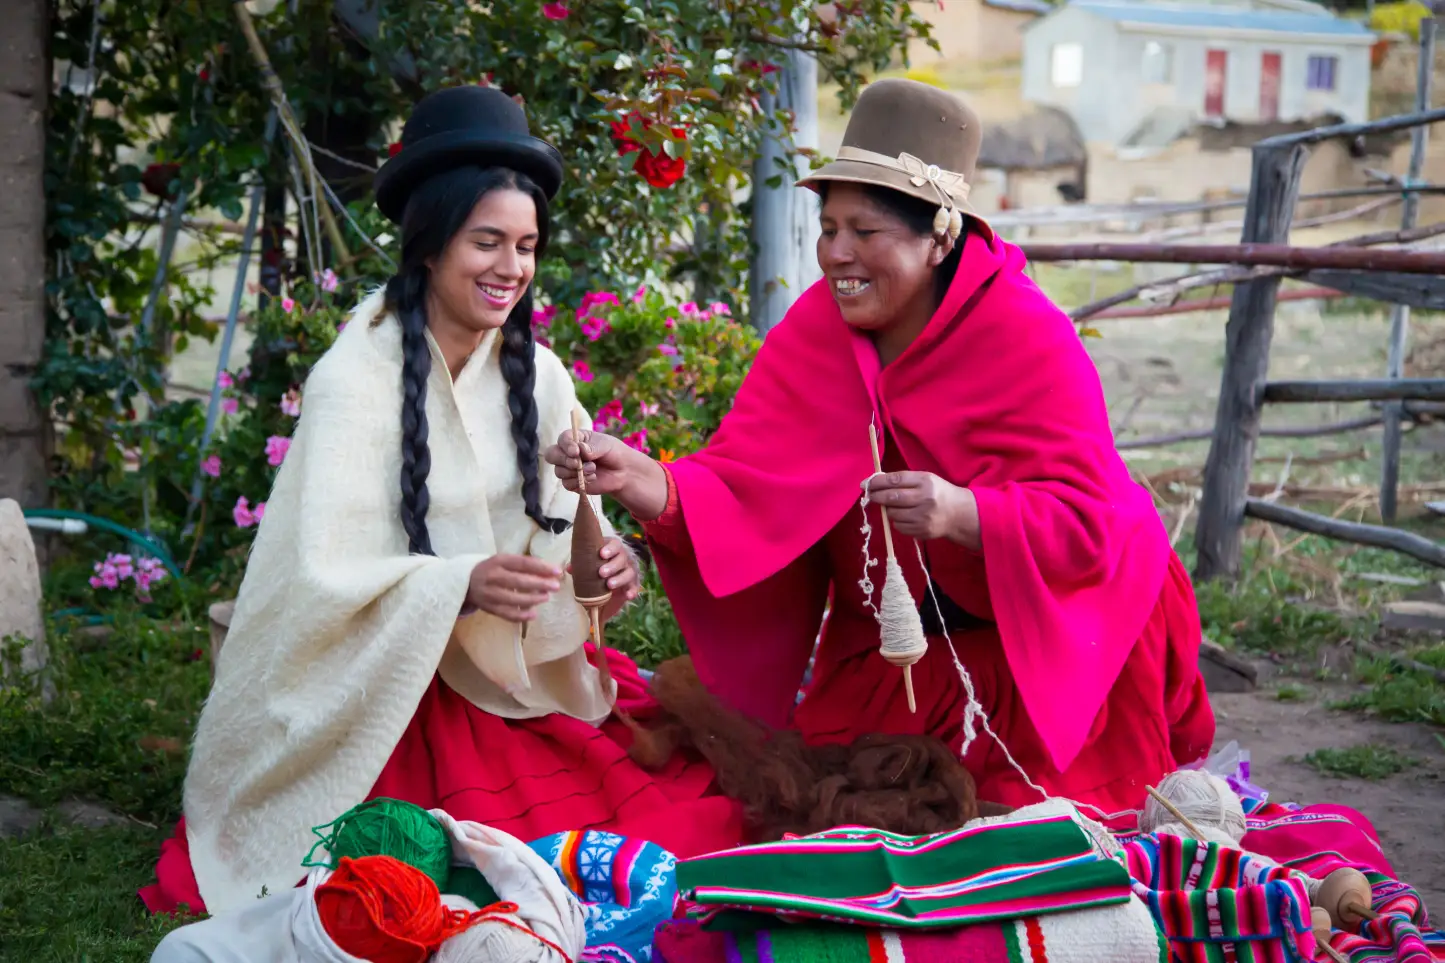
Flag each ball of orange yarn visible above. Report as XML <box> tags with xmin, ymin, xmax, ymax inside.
<box><xmin>315</xmin><ymin>855</ymin><xmax>479</xmax><ymax>963</ymax></box>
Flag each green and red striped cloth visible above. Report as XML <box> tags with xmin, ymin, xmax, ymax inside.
<box><xmin>676</xmin><ymin>813</ymin><xmax>1132</xmax><ymax>929</ymax></box>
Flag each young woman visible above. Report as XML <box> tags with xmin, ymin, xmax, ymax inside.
<box><xmin>142</xmin><ymin>85</ymin><xmax>741</xmax><ymax>918</ymax></box>
<box><xmin>545</xmin><ymin>78</ymin><xmax>1217</xmax><ymax>817</ymax></box>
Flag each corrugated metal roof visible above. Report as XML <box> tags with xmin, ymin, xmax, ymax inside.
<box><xmin>984</xmin><ymin>0</ymin><xmax>1053</xmax><ymax>14</ymax></box>
<box><xmin>1068</xmin><ymin>1</ymin><xmax>1374</xmax><ymax>36</ymax></box>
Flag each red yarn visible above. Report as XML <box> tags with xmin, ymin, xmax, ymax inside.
<box><xmin>314</xmin><ymin>856</ymin><xmax>481</xmax><ymax>963</ymax></box>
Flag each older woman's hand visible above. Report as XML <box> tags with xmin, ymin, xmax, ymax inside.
<box><xmin>865</xmin><ymin>471</ymin><xmax>981</xmax><ymax>550</ymax></box>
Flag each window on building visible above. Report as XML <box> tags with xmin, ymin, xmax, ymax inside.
<box><xmin>1306</xmin><ymin>54</ymin><xmax>1338</xmax><ymax>91</ymax></box>
<box><xmin>1051</xmin><ymin>42</ymin><xmax>1083</xmax><ymax>89</ymax></box>
<box><xmin>1142</xmin><ymin>41</ymin><xmax>1174</xmax><ymax>84</ymax></box>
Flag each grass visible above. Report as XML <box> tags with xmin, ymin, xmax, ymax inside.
<box><xmin>1302</xmin><ymin>744</ymin><xmax>1421</xmax><ymax>781</ymax></box>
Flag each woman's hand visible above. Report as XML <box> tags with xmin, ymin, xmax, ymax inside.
<box><xmin>467</xmin><ymin>554</ymin><xmax>563</xmax><ymax>623</ymax></box>
<box><xmin>570</xmin><ymin>537</ymin><xmax>641</xmax><ymax>622</ymax></box>
<box><xmin>865</xmin><ymin>471</ymin><xmax>981</xmax><ymax>549</ymax></box>
<box><xmin>544</xmin><ymin>427</ymin><xmax>632</xmax><ymax>496</ymax></box>
<box><xmin>543</xmin><ymin>426</ymin><xmax>669</xmax><ymax>521</ymax></box>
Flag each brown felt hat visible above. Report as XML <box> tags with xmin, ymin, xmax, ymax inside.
<box><xmin>798</xmin><ymin>78</ymin><xmax>990</xmax><ymax>240</ymax></box>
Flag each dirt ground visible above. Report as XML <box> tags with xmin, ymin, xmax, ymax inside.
<box><xmin>1212</xmin><ymin>669</ymin><xmax>1445</xmax><ymax>912</ymax></box>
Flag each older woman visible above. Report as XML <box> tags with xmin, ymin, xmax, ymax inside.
<box><xmin>545</xmin><ymin>79</ymin><xmax>1216</xmax><ymax>815</ymax></box>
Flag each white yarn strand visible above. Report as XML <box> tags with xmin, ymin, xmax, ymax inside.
<box><xmin>858</xmin><ymin>473</ymin><xmax>1084</xmax><ymax>815</ymax></box>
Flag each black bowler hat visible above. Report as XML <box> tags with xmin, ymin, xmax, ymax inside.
<box><xmin>373</xmin><ymin>85</ymin><xmax>565</xmax><ymax>223</ymax></box>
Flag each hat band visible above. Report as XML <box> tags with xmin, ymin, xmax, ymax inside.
<box><xmin>834</xmin><ymin>147</ymin><xmax>971</xmax><ymax>204</ymax></box>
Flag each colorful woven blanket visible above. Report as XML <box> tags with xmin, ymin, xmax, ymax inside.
<box><xmin>529</xmin><ymin>829</ymin><xmax>678</xmax><ymax>963</ymax></box>
<box><xmin>1122</xmin><ymin>833</ymin><xmax>1315</xmax><ymax>963</ymax></box>
<box><xmin>675</xmin><ymin>813</ymin><xmax>1132</xmax><ymax>929</ymax></box>
<box><xmin>1239</xmin><ymin>801</ymin><xmax>1444</xmax><ymax>963</ymax></box>
<box><xmin>653</xmin><ymin>895</ymin><xmax>1167</xmax><ymax>963</ymax></box>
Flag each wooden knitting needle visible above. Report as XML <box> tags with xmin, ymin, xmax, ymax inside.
<box><xmin>869</xmin><ymin>423</ymin><xmax>917</xmax><ymax>714</ymax></box>
<box><xmin>1144</xmin><ymin>785</ymin><xmax>1208</xmax><ymax>843</ymax></box>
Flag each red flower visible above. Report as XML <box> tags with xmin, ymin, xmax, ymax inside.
<box><xmin>198</xmin><ymin>66</ymin><xmax>211</xmax><ymax>82</ymax></box>
<box><xmin>141</xmin><ymin>162</ymin><xmax>182</xmax><ymax>200</ymax></box>
<box><xmin>609</xmin><ymin>112</ymin><xmax>688</xmax><ymax>188</ymax></box>
<box><xmin>388</xmin><ymin>142</ymin><xmax>403</xmax><ymax>157</ymax></box>
<box><xmin>542</xmin><ymin>2</ymin><xmax>569</xmax><ymax>19</ymax></box>
<box><xmin>633</xmin><ymin>148</ymin><xmax>686</xmax><ymax>189</ymax></box>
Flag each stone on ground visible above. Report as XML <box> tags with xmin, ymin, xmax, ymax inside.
<box><xmin>0</xmin><ymin>497</ymin><xmax>47</xmax><ymax>686</ymax></box>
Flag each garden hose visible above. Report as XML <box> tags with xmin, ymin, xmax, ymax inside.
<box><xmin>21</xmin><ymin>508</ymin><xmax>185</xmax><ymax>582</ymax></box>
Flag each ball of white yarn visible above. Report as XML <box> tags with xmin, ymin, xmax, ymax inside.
<box><xmin>434</xmin><ymin>920</ymin><xmax>560</xmax><ymax>963</ymax></box>
<box><xmin>1140</xmin><ymin>770</ymin><xmax>1247</xmax><ymax>848</ymax></box>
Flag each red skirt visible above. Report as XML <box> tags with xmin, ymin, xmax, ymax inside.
<box><xmin>140</xmin><ymin>645</ymin><xmax>743</xmax><ymax>916</ymax></box>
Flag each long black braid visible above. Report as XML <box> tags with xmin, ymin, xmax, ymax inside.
<box><xmin>384</xmin><ymin>166</ymin><xmax>568</xmax><ymax>556</ymax></box>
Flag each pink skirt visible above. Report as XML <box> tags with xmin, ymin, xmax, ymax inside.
<box><xmin>140</xmin><ymin>645</ymin><xmax>744</xmax><ymax>915</ymax></box>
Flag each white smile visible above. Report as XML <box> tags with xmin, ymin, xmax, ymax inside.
<box><xmin>834</xmin><ymin>279</ymin><xmax>871</xmax><ymax>297</ymax></box>
<box><xmin>478</xmin><ymin>283</ymin><xmax>515</xmax><ymax>300</ymax></box>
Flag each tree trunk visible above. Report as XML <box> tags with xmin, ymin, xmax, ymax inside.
<box><xmin>0</xmin><ymin>0</ymin><xmax>50</xmax><ymax>512</ymax></box>
<box><xmin>749</xmin><ymin>48</ymin><xmax>822</xmax><ymax>336</ymax></box>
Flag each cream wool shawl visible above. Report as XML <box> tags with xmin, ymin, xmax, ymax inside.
<box><xmin>184</xmin><ymin>289</ymin><xmax>614</xmax><ymax>914</ymax></box>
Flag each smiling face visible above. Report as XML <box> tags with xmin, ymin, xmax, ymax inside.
<box><xmin>426</xmin><ymin>187</ymin><xmax>539</xmax><ymax>342</ymax></box>
<box><xmin>817</xmin><ymin>182</ymin><xmax>950</xmax><ymax>333</ymax></box>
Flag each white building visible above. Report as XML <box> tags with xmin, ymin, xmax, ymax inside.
<box><xmin>1021</xmin><ymin>0</ymin><xmax>1375</xmax><ymax>146</ymax></box>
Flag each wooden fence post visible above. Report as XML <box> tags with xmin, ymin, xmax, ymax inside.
<box><xmin>1193</xmin><ymin>142</ymin><xmax>1309</xmax><ymax>581</ymax></box>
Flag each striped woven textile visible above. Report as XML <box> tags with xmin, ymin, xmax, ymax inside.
<box><xmin>675</xmin><ymin>813</ymin><xmax>1132</xmax><ymax>929</ymax></box>
<box><xmin>1121</xmin><ymin>833</ymin><xmax>1315</xmax><ymax>963</ymax></box>
<box><xmin>1239</xmin><ymin>801</ymin><xmax>1445</xmax><ymax>963</ymax></box>
<box><xmin>653</xmin><ymin>895</ymin><xmax>1167</xmax><ymax>963</ymax></box>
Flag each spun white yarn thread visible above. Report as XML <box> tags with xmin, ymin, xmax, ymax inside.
<box><xmin>859</xmin><ymin>473</ymin><xmax>1058</xmax><ymax>805</ymax></box>
<box><xmin>1139</xmin><ymin>770</ymin><xmax>1248</xmax><ymax>848</ymax></box>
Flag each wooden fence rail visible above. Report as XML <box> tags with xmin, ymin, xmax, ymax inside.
<box><xmin>1193</xmin><ymin>98</ymin><xmax>1445</xmax><ymax>581</ymax></box>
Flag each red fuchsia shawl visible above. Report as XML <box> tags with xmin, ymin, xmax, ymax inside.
<box><xmin>654</xmin><ymin>231</ymin><xmax>1170</xmax><ymax>773</ymax></box>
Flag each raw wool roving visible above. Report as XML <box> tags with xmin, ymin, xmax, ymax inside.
<box><xmin>626</xmin><ymin>654</ymin><xmax>984</xmax><ymax>839</ymax></box>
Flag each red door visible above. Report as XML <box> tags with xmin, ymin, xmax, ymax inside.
<box><xmin>1205</xmin><ymin>49</ymin><xmax>1227</xmax><ymax>117</ymax></box>
<box><xmin>1260</xmin><ymin>52</ymin><xmax>1282</xmax><ymax>121</ymax></box>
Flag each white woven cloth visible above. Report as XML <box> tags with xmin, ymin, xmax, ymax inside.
<box><xmin>184</xmin><ymin>289</ymin><xmax>611</xmax><ymax>913</ymax></box>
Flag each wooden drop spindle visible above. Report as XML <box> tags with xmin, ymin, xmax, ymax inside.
<box><xmin>570</xmin><ymin>410</ymin><xmax>615</xmax><ymax>702</ymax></box>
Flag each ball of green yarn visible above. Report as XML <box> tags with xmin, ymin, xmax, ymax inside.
<box><xmin>444</xmin><ymin>864</ymin><xmax>500</xmax><ymax>908</ymax></box>
<box><xmin>321</xmin><ymin>797</ymin><xmax>451</xmax><ymax>890</ymax></box>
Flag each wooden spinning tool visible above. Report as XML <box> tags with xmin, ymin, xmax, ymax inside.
<box><xmin>1316</xmin><ymin>867</ymin><xmax>1379</xmax><ymax>930</ymax></box>
<box><xmin>1311</xmin><ymin>906</ymin><xmax>1350</xmax><ymax>963</ymax></box>
<box><xmin>570</xmin><ymin>410</ymin><xmax>616</xmax><ymax>703</ymax></box>
<box><xmin>1143</xmin><ymin>784</ymin><xmax>1207</xmax><ymax>842</ymax></box>
<box><xmin>869</xmin><ymin>423</ymin><xmax>923</xmax><ymax>714</ymax></box>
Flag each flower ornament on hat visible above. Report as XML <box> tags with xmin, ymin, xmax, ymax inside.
<box><xmin>798</xmin><ymin>78</ymin><xmax>989</xmax><ymax>242</ymax></box>
<box><xmin>373</xmin><ymin>85</ymin><xmax>565</xmax><ymax>224</ymax></box>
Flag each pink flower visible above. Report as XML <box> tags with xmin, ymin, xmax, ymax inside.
<box><xmin>664</xmin><ymin>316</ymin><xmax>676</xmax><ymax>329</ymax></box>
<box><xmin>593</xmin><ymin>399</ymin><xmax>628</xmax><ymax>431</ymax></box>
<box><xmin>533</xmin><ymin>304</ymin><xmax>558</xmax><ymax>328</ymax></box>
<box><xmin>573</xmin><ymin>361</ymin><xmax>594</xmax><ymax>383</ymax></box>
<box><xmin>640</xmin><ymin>400</ymin><xmax>660</xmax><ymax>417</ymax></box>
<box><xmin>110</xmin><ymin>554</ymin><xmax>134</xmax><ymax>580</ymax></box>
<box><xmin>254</xmin><ymin>501</ymin><xmax>267</xmax><ymax>522</ymax></box>
<box><xmin>238</xmin><ymin>367</ymin><xmax>251</xmax><ymax>383</ymax></box>
<box><xmin>317</xmin><ymin>268</ymin><xmax>339</xmax><ymax>293</ymax></box>
<box><xmin>580</xmin><ymin>315</ymin><xmax>611</xmax><ymax>341</ymax></box>
<box><xmin>201</xmin><ymin>455</ymin><xmax>221</xmax><ymax>478</ymax></box>
<box><xmin>280</xmin><ymin>388</ymin><xmax>302</xmax><ymax>418</ymax></box>
<box><xmin>217</xmin><ymin>371</ymin><xmax>234</xmax><ymax>390</ymax></box>
<box><xmin>265</xmin><ymin>435</ymin><xmax>291</xmax><ymax>467</ymax></box>
<box><xmin>337</xmin><ymin>321</ymin><xmax>347</xmax><ymax>332</ymax></box>
<box><xmin>577</xmin><ymin>291</ymin><xmax>621</xmax><ymax>319</ymax></box>
<box><xmin>535</xmin><ymin>334</ymin><xmax>551</xmax><ymax>349</ymax></box>
<box><xmin>631</xmin><ymin>285</ymin><xmax>647</xmax><ymax>303</ymax></box>
<box><xmin>233</xmin><ymin>496</ymin><xmax>258</xmax><ymax>528</ymax></box>
<box><xmin>281</xmin><ymin>296</ymin><xmax>296</xmax><ymax>313</ymax></box>
<box><xmin>542</xmin><ymin>2</ymin><xmax>569</xmax><ymax>19</ymax></box>
<box><xmin>221</xmin><ymin>397</ymin><xmax>238</xmax><ymax>415</ymax></box>
<box><xmin>708</xmin><ymin>301</ymin><xmax>731</xmax><ymax>316</ymax></box>
<box><xmin>623</xmin><ymin>429</ymin><xmax>650</xmax><ymax>453</ymax></box>
<box><xmin>657</xmin><ymin>342</ymin><xmax>679</xmax><ymax>357</ymax></box>
<box><xmin>679</xmin><ymin>301</ymin><xmax>700</xmax><ymax>317</ymax></box>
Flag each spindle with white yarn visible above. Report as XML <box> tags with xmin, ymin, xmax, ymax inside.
<box><xmin>867</xmin><ymin>423</ymin><xmax>928</xmax><ymax>713</ymax></box>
